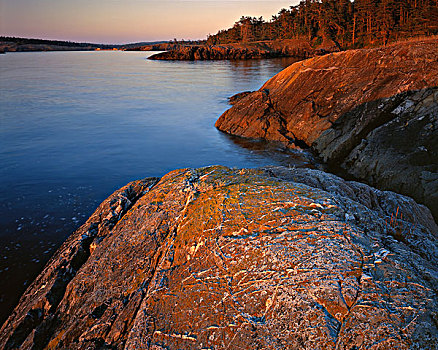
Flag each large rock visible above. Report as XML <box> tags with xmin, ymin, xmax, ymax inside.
<box><xmin>215</xmin><ymin>38</ymin><xmax>438</xmax><ymax>219</ymax></box>
<box><xmin>314</xmin><ymin>87</ymin><xmax>438</xmax><ymax>221</ymax></box>
<box><xmin>1</xmin><ymin>166</ymin><xmax>437</xmax><ymax>349</ymax></box>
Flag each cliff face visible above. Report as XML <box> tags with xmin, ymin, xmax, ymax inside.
<box><xmin>148</xmin><ymin>39</ymin><xmax>336</xmax><ymax>61</ymax></box>
<box><xmin>315</xmin><ymin>87</ymin><xmax>438</xmax><ymax>221</ymax></box>
<box><xmin>215</xmin><ymin>38</ymin><xmax>438</xmax><ymax>219</ymax></box>
<box><xmin>1</xmin><ymin>166</ymin><xmax>437</xmax><ymax>349</ymax></box>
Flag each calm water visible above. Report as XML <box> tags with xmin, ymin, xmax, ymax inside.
<box><xmin>0</xmin><ymin>51</ymin><xmax>315</xmax><ymax>323</ymax></box>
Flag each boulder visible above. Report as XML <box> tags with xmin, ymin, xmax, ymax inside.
<box><xmin>1</xmin><ymin>166</ymin><xmax>437</xmax><ymax>349</ymax></box>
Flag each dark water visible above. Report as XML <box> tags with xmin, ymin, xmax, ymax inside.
<box><xmin>0</xmin><ymin>51</ymin><xmax>314</xmax><ymax>323</ymax></box>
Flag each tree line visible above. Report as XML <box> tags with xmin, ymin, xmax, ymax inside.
<box><xmin>0</xmin><ymin>37</ymin><xmax>115</xmax><ymax>49</ymax></box>
<box><xmin>206</xmin><ymin>0</ymin><xmax>438</xmax><ymax>48</ymax></box>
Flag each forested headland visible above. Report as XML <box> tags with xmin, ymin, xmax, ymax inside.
<box><xmin>206</xmin><ymin>0</ymin><xmax>438</xmax><ymax>48</ymax></box>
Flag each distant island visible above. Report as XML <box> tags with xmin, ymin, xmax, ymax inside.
<box><xmin>0</xmin><ymin>37</ymin><xmax>204</xmax><ymax>53</ymax></box>
<box><xmin>0</xmin><ymin>37</ymin><xmax>120</xmax><ymax>52</ymax></box>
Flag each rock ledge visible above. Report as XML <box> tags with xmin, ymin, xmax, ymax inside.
<box><xmin>215</xmin><ymin>38</ymin><xmax>438</xmax><ymax>219</ymax></box>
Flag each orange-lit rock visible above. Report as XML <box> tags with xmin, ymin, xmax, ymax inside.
<box><xmin>216</xmin><ymin>38</ymin><xmax>438</xmax><ymax>145</ymax></box>
<box><xmin>1</xmin><ymin>166</ymin><xmax>437</xmax><ymax>349</ymax></box>
<box><xmin>215</xmin><ymin>38</ymin><xmax>438</xmax><ymax>220</ymax></box>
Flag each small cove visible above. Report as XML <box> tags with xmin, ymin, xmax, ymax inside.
<box><xmin>0</xmin><ymin>50</ymin><xmax>316</xmax><ymax>323</ymax></box>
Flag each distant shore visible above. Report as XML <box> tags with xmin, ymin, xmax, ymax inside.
<box><xmin>0</xmin><ymin>37</ymin><xmax>117</xmax><ymax>53</ymax></box>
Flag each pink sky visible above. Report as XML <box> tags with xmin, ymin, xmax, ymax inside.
<box><xmin>0</xmin><ymin>0</ymin><xmax>297</xmax><ymax>44</ymax></box>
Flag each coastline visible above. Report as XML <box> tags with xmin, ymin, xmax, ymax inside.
<box><xmin>3</xmin><ymin>0</ymin><xmax>438</xmax><ymax>346</ymax></box>
<box><xmin>0</xmin><ymin>51</ymin><xmax>309</xmax><ymax>326</ymax></box>
<box><xmin>1</xmin><ymin>37</ymin><xmax>437</xmax><ymax>349</ymax></box>
<box><xmin>147</xmin><ymin>38</ymin><xmax>339</xmax><ymax>61</ymax></box>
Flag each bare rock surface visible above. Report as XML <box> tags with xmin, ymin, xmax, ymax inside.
<box><xmin>315</xmin><ymin>87</ymin><xmax>438</xmax><ymax>221</ymax></box>
<box><xmin>1</xmin><ymin>166</ymin><xmax>437</xmax><ymax>349</ymax></box>
<box><xmin>215</xmin><ymin>38</ymin><xmax>438</xmax><ymax>219</ymax></box>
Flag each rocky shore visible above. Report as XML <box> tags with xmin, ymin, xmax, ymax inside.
<box><xmin>216</xmin><ymin>38</ymin><xmax>438</xmax><ymax>220</ymax></box>
<box><xmin>2</xmin><ymin>37</ymin><xmax>438</xmax><ymax>350</ymax></box>
<box><xmin>148</xmin><ymin>38</ymin><xmax>339</xmax><ymax>61</ymax></box>
<box><xmin>1</xmin><ymin>166</ymin><xmax>437</xmax><ymax>349</ymax></box>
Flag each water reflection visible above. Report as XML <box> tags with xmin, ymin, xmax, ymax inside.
<box><xmin>218</xmin><ymin>131</ymin><xmax>318</xmax><ymax>169</ymax></box>
<box><xmin>229</xmin><ymin>56</ymin><xmax>301</xmax><ymax>70</ymax></box>
<box><xmin>227</xmin><ymin>56</ymin><xmax>301</xmax><ymax>86</ymax></box>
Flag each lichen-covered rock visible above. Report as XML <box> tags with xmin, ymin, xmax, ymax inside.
<box><xmin>1</xmin><ymin>166</ymin><xmax>437</xmax><ymax>349</ymax></box>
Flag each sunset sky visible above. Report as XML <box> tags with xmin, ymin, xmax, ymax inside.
<box><xmin>0</xmin><ymin>0</ymin><xmax>297</xmax><ymax>44</ymax></box>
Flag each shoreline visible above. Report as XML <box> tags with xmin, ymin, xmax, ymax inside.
<box><xmin>1</xmin><ymin>37</ymin><xmax>437</xmax><ymax>348</ymax></box>
<box><xmin>0</xmin><ymin>51</ymin><xmax>310</xmax><ymax>326</ymax></box>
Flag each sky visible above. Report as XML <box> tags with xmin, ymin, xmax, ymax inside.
<box><xmin>0</xmin><ymin>0</ymin><xmax>298</xmax><ymax>44</ymax></box>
